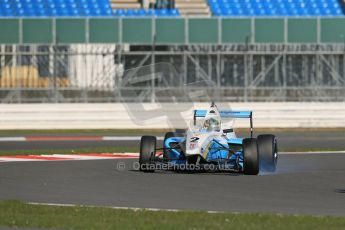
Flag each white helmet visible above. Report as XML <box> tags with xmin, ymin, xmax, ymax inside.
<box><xmin>204</xmin><ymin>117</ymin><xmax>220</xmax><ymax>132</ymax></box>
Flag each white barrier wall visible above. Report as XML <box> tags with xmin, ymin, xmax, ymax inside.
<box><xmin>0</xmin><ymin>103</ymin><xmax>344</xmax><ymax>129</ymax></box>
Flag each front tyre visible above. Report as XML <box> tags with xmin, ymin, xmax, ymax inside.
<box><xmin>139</xmin><ymin>136</ymin><xmax>156</xmax><ymax>172</ymax></box>
<box><xmin>258</xmin><ymin>134</ymin><xmax>278</xmax><ymax>172</ymax></box>
<box><xmin>243</xmin><ymin>138</ymin><xmax>259</xmax><ymax>175</ymax></box>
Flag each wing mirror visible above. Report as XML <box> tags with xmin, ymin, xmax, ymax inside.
<box><xmin>223</xmin><ymin>129</ymin><xmax>233</xmax><ymax>133</ymax></box>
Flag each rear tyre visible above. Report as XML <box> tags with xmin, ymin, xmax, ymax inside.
<box><xmin>139</xmin><ymin>136</ymin><xmax>156</xmax><ymax>172</ymax></box>
<box><xmin>258</xmin><ymin>134</ymin><xmax>278</xmax><ymax>172</ymax></box>
<box><xmin>243</xmin><ymin>138</ymin><xmax>259</xmax><ymax>175</ymax></box>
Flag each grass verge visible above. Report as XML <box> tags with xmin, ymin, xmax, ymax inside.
<box><xmin>0</xmin><ymin>200</ymin><xmax>344</xmax><ymax>230</ymax></box>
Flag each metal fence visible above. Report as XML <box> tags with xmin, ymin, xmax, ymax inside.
<box><xmin>0</xmin><ymin>43</ymin><xmax>345</xmax><ymax>103</ymax></box>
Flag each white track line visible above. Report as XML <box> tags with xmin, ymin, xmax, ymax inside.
<box><xmin>103</xmin><ymin>136</ymin><xmax>141</xmax><ymax>141</ymax></box>
<box><xmin>28</xmin><ymin>202</ymin><xmax>224</xmax><ymax>214</ymax></box>
<box><xmin>280</xmin><ymin>151</ymin><xmax>345</xmax><ymax>155</ymax></box>
<box><xmin>103</xmin><ymin>136</ymin><xmax>163</xmax><ymax>141</ymax></box>
<box><xmin>0</xmin><ymin>157</ymin><xmax>44</xmax><ymax>162</ymax></box>
<box><xmin>0</xmin><ymin>137</ymin><xmax>26</xmax><ymax>141</ymax></box>
<box><xmin>1</xmin><ymin>151</ymin><xmax>344</xmax><ymax>163</ymax></box>
<box><xmin>0</xmin><ymin>136</ymin><xmax>164</xmax><ymax>141</ymax></box>
<box><xmin>0</xmin><ymin>153</ymin><xmax>140</xmax><ymax>162</ymax></box>
<box><xmin>40</xmin><ymin>154</ymin><xmax>109</xmax><ymax>160</ymax></box>
<box><xmin>46</xmin><ymin>154</ymin><xmax>139</xmax><ymax>160</ymax></box>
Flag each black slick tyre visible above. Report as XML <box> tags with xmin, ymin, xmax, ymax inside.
<box><xmin>243</xmin><ymin>138</ymin><xmax>259</xmax><ymax>175</ymax></box>
<box><xmin>139</xmin><ymin>136</ymin><xmax>156</xmax><ymax>172</ymax></box>
<box><xmin>258</xmin><ymin>134</ymin><xmax>278</xmax><ymax>172</ymax></box>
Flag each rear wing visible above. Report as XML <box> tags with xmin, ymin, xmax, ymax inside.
<box><xmin>193</xmin><ymin>110</ymin><xmax>253</xmax><ymax>138</ymax></box>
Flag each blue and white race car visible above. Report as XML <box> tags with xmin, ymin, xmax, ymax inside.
<box><xmin>139</xmin><ymin>102</ymin><xmax>278</xmax><ymax>175</ymax></box>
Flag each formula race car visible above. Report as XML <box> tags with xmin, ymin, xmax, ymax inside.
<box><xmin>139</xmin><ymin>102</ymin><xmax>278</xmax><ymax>175</ymax></box>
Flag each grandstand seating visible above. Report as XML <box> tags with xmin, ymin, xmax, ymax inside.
<box><xmin>0</xmin><ymin>0</ymin><xmax>343</xmax><ymax>17</ymax></box>
<box><xmin>113</xmin><ymin>8</ymin><xmax>180</xmax><ymax>16</ymax></box>
<box><xmin>0</xmin><ymin>0</ymin><xmax>181</xmax><ymax>17</ymax></box>
<box><xmin>209</xmin><ymin>0</ymin><xmax>344</xmax><ymax>16</ymax></box>
<box><xmin>0</xmin><ymin>0</ymin><xmax>113</xmax><ymax>17</ymax></box>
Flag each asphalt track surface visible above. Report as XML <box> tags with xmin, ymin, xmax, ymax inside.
<box><xmin>1</xmin><ymin>152</ymin><xmax>345</xmax><ymax>216</ymax></box>
<box><xmin>0</xmin><ymin>132</ymin><xmax>345</xmax><ymax>217</ymax></box>
<box><xmin>0</xmin><ymin>131</ymin><xmax>345</xmax><ymax>151</ymax></box>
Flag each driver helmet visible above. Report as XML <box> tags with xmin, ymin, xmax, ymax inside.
<box><xmin>204</xmin><ymin>117</ymin><xmax>220</xmax><ymax>132</ymax></box>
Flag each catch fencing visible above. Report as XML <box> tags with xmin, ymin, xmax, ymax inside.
<box><xmin>1</xmin><ymin>18</ymin><xmax>345</xmax><ymax>103</ymax></box>
<box><xmin>1</xmin><ymin>44</ymin><xmax>345</xmax><ymax>103</ymax></box>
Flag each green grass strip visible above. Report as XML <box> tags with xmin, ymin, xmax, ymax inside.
<box><xmin>0</xmin><ymin>200</ymin><xmax>344</xmax><ymax>230</ymax></box>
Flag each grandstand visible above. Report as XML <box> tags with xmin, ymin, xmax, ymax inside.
<box><xmin>0</xmin><ymin>0</ymin><xmax>345</xmax><ymax>103</ymax></box>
